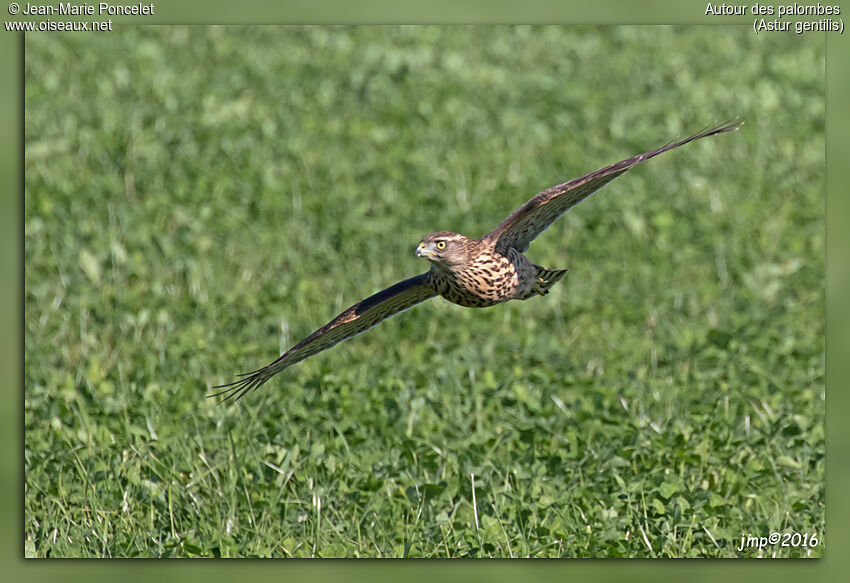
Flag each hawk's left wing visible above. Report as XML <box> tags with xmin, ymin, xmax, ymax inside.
<box><xmin>210</xmin><ymin>273</ymin><xmax>437</xmax><ymax>403</ymax></box>
<box><xmin>484</xmin><ymin>119</ymin><xmax>742</xmax><ymax>254</ymax></box>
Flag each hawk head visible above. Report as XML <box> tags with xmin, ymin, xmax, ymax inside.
<box><xmin>416</xmin><ymin>231</ymin><xmax>472</xmax><ymax>267</ymax></box>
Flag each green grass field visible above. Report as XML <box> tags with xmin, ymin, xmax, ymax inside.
<box><xmin>24</xmin><ymin>26</ymin><xmax>824</xmax><ymax>557</ymax></box>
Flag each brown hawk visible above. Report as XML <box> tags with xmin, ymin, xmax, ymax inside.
<box><xmin>211</xmin><ymin>120</ymin><xmax>742</xmax><ymax>402</ymax></box>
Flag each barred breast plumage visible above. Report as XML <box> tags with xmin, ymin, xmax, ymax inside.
<box><xmin>423</xmin><ymin>235</ymin><xmax>543</xmax><ymax>307</ymax></box>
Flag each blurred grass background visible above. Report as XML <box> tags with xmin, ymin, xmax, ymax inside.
<box><xmin>24</xmin><ymin>26</ymin><xmax>823</xmax><ymax>557</ymax></box>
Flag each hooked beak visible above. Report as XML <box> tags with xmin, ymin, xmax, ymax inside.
<box><xmin>415</xmin><ymin>242</ymin><xmax>432</xmax><ymax>258</ymax></box>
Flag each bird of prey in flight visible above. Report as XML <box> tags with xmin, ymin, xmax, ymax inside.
<box><xmin>211</xmin><ymin>119</ymin><xmax>742</xmax><ymax>402</ymax></box>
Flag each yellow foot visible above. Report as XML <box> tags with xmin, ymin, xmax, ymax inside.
<box><xmin>533</xmin><ymin>283</ymin><xmax>548</xmax><ymax>296</ymax></box>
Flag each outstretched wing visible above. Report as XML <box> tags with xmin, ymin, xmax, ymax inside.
<box><xmin>210</xmin><ymin>273</ymin><xmax>437</xmax><ymax>403</ymax></box>
<box><xmin>484</xmin><ymin>119</ymin><xmax>743</xmax><ymax>253</ymax></box>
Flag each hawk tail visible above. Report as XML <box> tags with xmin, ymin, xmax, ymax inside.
<box><xmin>534</xmin><ymin>265</ymin><xmax>569</xmax><ymax>293</ymax></box>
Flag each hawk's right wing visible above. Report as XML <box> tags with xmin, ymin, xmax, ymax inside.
<box><xmin>210</xmin><ymin>273</ymin><xmax>437</xmax><ymax>403</ymax></box>
<box><xmin>484</xmin><ymin>119</ymin><xmax>743</xmax><ymax>254</ymax></box>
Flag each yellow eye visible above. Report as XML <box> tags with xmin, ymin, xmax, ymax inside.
<box><xmin>436</xmin><ymin>241</ymin><xmax>446</xmax><ymax>250</ymax></box>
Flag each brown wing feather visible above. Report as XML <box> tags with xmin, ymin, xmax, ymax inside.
<box><xmin>210</xmin><ymin>273</ymin><xmax>437</xmax><ymax>402</ymax></box>
<box><xmin>485</xmin><ymin>119</ymin><xmax>743</xmax><ymax>253</ymax></box>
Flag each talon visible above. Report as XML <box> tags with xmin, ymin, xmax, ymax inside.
<box><xmin>533</xmin><ymin>284</ymin><xmax>548</xmax><ymax>296</ymax></box>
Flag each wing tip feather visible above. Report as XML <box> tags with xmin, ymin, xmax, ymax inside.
<box><xmin>207</xmin><ymin>370</ymin><xmax>271</xmax><ymax>404</ymax></box>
